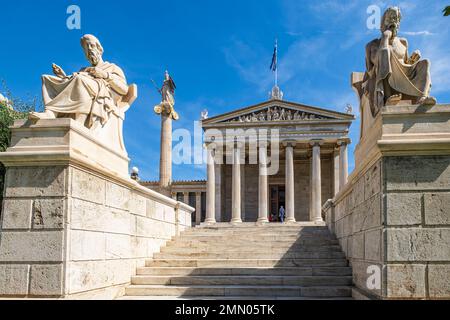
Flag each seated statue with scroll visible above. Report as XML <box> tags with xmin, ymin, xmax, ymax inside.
<box><xmin>362</xmin><ymin>7</ymin><xmax>436</xmax><ymax>117</ymax></box>
<box><xmin>30</xmin><ymin>34</ymin><xmax>137</xmax><ymax>153</ymax></box>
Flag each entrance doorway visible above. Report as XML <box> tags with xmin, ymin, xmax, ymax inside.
<box><xmin>269</xmin><ymin>185</ymin><xmax>285</xmax><ymax>222</ymax></box>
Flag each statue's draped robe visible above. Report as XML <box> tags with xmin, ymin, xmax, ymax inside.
<box><xmin>363</xmin><ymin>37</ymin><xmax>431</xmax><ymax>116</ymax></box>
<box><xmin>42</xmin><ymin>62</ymin><xmax>127</xmax><ymax>127</ymax></box>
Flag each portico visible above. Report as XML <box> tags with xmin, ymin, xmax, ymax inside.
<box><xmin>202</xmin><ymin>98</ymin><xmax>354</xmax><ymax>223</ymax></box>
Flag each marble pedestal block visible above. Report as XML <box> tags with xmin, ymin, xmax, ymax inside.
<box><xmin>324</xmin><ymin>104</ymin><xmax>450</xmax><ymax>300</ymax></box>
<box><xmin>0</xmin><ymin>119</ymin><xmax>194</xmax><ymax>299</ymax></box>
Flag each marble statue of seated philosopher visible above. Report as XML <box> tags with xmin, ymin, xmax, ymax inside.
<box><xmin>30</xmin><ymin>34</ymin><xmax>132</xmax><ymax>130</ymax></box>
<box><xmin>362</xmin><ymin>7</ymin><xmax>436</xmax><ymax>117</ymax></box>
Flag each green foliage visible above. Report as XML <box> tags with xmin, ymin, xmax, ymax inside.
<box><xmin>0</xmin><ymin>82</ymin><xmax>37</xmax><ymax>209</ymax></box>
<box><xmin>444</xmin><ymin>6</ymin><xmax>450</xmax><ymax>16</ymax></box>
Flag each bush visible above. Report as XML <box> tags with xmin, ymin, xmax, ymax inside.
<box><xmin>445</xmin><ymin>6</ymin><xmax>450</xmax><ymax>16</ymax></box>
<box><xmin>0</xmin><ymin>86</ymin><xmax>37</xmax><ymax>212</ymax></box>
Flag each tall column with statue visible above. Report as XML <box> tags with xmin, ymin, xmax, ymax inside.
<box><xmin>153</xmin><ymin>71</ymin><xmax>179</xmax><ymax>196</ymax></box>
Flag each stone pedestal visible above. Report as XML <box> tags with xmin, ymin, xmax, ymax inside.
<box><xmin>324</xmin><ymin>104</ymin><xmax>450</xmax><ymax>300</ymax></box>
<box><xmin>0</xmin><ymin>119</ymin><xmax>194</xmax><ymax>298</ymax></box>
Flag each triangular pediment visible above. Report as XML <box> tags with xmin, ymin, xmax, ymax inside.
<box><xmin>202</xmin><ymin>99</ymin><xmax>354</xmax><ymax>126</ymax></box>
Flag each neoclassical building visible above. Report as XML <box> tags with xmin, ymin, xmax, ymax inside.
<box><xmin>144</xmin><ymin>91</ymin><xmax>354</xmax><ymax>225</ymax></box>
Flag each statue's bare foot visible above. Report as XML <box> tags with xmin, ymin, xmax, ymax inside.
<box><xmin>386</xmin><ymin>94</ymin><xmax>402</xmax><ymax>105</ymax></box>
<box><xmin>418</xmin><ymin>96</ymin><xmax>437</xmax><ymax>106</ymax></box>
<box><xmin>29</xmin><ymin>110</ymin><xmax>56</xmax><ymax>120</ymax></box>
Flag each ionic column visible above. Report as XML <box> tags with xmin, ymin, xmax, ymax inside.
<box><xmin>195</xmin><ymin>192</ymin><xmax>202</xmax><ymax>225</ymax></box>
<box><xmin>258</xmin><ymin>142</ymin><xmax>269</xmax><ymax>223</ymax></box>
<box><xmin>310</xmin><ymin>140</ymin><xmax>323</xmax><ymax>223</ymax></box>
<box><xmin>338</xmin><ymin>140</ymin><xmax>349</xmax><ymax>190</ymax></box>
<box><xmin>205</xmin><ymin>145</ymin><xmax>216</xmax><ymax>224</ymax></box>
<box><xmin>285</xmin><ymin>142</ymin><xmax>296</xmax><ymax>223</ymax></box>
<box><xmin>231</xmin><ymin>143</ymin><xmax>242</xmax><ymax>223</ymax></box>
<box><xmin>183</xmin><ymin>192</ymin><xmax>189</xmax><ymax>205</ymax></box>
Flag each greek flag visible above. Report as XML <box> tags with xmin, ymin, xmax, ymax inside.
<box><xmin>270</xmin><ymin>40</ymin><xmax>278</xmax><ymax>72</ymax></box>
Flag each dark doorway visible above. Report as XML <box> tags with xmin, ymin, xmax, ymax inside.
<box><xmin>269</xmin><ymin>185</ymin><xmax>285</xmax><ymax>222</ymax></box>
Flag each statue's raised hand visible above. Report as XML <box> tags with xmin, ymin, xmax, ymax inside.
<box><xmin>52</xmin><ymin>63</ymin><xmax>67</xmax><ymax>78</ymax></box>
<box><xmin>86</xmin><ymin>67</ymin><xmax>108</xmax><ymax>79</ymax></box>
<box><xmin>409</xmin><ymin>50</ymin><xmax>421</xmax><ymax>64</ymax></box>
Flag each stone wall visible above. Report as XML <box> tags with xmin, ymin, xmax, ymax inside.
<box><xmin>0</xmin><ymin>164</ymin><xmax>192</xmax><ymax>298</ymax></box>
<box><xmin>325</xmin><ymin>155</ymin><xmax>450</xmax><ymax>299</ymax></box>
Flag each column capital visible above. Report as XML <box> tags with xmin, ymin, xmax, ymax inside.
<box><xmin>337</xmin><ymin>138</ymin><xmax>351</xmax><ymax>146</ymax></box>
<box><xmin>258</xmin><ymin>140</ymin><xmax>269</xmax><ymax>148</ymax></box>
<box><xmin>234</xmin><ymin>141</ymin><xmax>245</xmax><ymax>149</ymax></box>
<box><xmin>195</xmin><ymin>191</ymin><xmax>202</xmax><ymax>197</ymax></box>
<box><xmin>309</xmin><ymin>139</ymin><xmax>324</xmax><ymax>147</ymax></box>
<box><xmin>282</xmin><ymin>140</ymin><xmax>297</xmax><ymax>148</ymax></box>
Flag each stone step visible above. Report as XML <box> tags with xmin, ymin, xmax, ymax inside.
<box><xmin>125</xmin><ymin>285</ymin><xmax>352</xmax><ymax>297</ymax></box>
<box><xmin>153</xmin><ymin>251</ymin><xmax>346</xmax><ymax>260</ymax></box>
<box><xmin>161</xmin><ymin>242</ymin><xmax>341</xmax><ymax>253</ymax></box>
<box><xmin>182</xmin><ymin>229</ymin><xmax>331</xmax><ymax>235</ymax></box>
<box><xmin>131</xmin><ymin>275</ymin><xmax>353</xmax><ymax>286</ymax></box>
<box><xmin>146</xmin><ymin>259</ymin><xmax>349</xmax><ymax>268</ymax></box>
<box><xmin>197</xmin><ymin>222</ymin><xmax>327</xmax><ymax>228</ymax></box>
<box><xmin>160</xmin><ymin>246</ymin><xmax>343</xmax><ymax>254</ymax></box>
<box><xmin>167</xmin><ymin>239</ymin><xmax>341</xmax><ymax>247</ymax></box>
<box><xmin>136</xmin><ymin>266</ymin><xmax>353</xmax><ymax>276</ymax></box>
<box><xmin>178</xmin><ymin>235</ymin><xmax>337</xmax><ymax>241</ymax></box>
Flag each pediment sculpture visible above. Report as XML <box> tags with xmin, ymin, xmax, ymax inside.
<box><xmin>227</xmin><ymin>107</ymin><xmax>329</xmax><ymax>123</ymax></box>
<box><xmin>29</xmin><ymin>34</ymin><xmax>137</xmax><ymax>153</ymax></box>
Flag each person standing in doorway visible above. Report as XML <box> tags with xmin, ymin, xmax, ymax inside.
<box><xmin>279</xmin><ymin>206</ymin><xmax>285</xmax><ymax>223</ymax></box>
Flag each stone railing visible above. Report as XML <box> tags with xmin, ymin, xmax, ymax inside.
<box><xmin>0</xmin><ymin>119</ymin><xmax>194</xmax><ymax>299</ymax></box>
<box><xmin>324</xmin><ymin>104</ymin><xmax>450</xmax><ymax>300</ymax></box>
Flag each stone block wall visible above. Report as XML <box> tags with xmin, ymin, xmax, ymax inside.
<box><xmin>0</xmin><ymin>165</ymin><xmax>193</xmax><ymax>299</ymax></box>
<box><xmin>325</xmin><ymin>155</ymin><xmax>450</xmax><ymax>299</ymax></box>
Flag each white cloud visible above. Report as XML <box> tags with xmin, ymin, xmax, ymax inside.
<box><xmin>402</xmin><ymin>31</ymin><xmax>434</xmax><ymax>36</ymax></box>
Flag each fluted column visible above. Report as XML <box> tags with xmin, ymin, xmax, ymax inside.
<box><xmin>285</xmin><ymin>142</ymin><xmax>296</xmax><ymax>223</ymax></box>
<box><xmin>195</xmin><ymin>192</ymin><xmax>202</xmax><ymax>225</ymax></box>
<box><xmin>310</xmin><ymin>140</ymin><xmax>323</xmax><ymax>223</ymax></box>
<box><xmin>258</xmin><ymin>142</ymin><xmax>269</xmax><ymax>223</ymax></box>
<box><xmin>231</xmin><ymin>143</ymin><xmax>242</xmax><ymax>223</ymax></box>
<box><xmin>205</xmin><ymin>145</ymin><xmax>216</xmax><ymax>224</ymax></box>
<box><xmin>338</xmin><ymin>140</ymin><xmax>349</xmax><ymax>190</ymax></box>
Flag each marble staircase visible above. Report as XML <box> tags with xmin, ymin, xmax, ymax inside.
<box><xmin>122</xmin><ymin>222</ymin><xmax>352</xmax><ymax>300</ymax></box>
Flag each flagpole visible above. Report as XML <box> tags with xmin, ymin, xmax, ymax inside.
<box><xmin>275</xmin><ymin>38</ymin><xmax>278</xmax><ymax>87</ymax></box>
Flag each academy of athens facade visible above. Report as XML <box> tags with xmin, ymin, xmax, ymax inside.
<box><xmin>144</xmin><ymin>96</ymin><xmax>354</xmax><ymax>225</ymax></box>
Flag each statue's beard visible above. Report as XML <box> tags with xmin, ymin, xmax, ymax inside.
<box><xmin>386</xmin><ymin>21</ymin><xmax>399</xmax><ymax>37</ymax></box>
<box><xmin>88</xmin><ymin>51</ymin><xmax>101</xmax><ymax>66</ymax></box>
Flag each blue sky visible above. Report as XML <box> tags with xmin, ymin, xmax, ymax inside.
<box><xmin>1</xmin><ymin>0</ymin><xmax>449</xmax><ymax>181</ymax></box>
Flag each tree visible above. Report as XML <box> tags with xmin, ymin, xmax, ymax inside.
<box><xmin>0</xmin><ymin>84</ymin><xmax>37</xmax><ymax>211</ymax></box>
<box><xmin>444</xmin><ymin>6</ymin><xmax>450</xmax><ymax>16</ymax></box>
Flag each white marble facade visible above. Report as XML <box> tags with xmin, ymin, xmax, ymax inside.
<box><xmin>199</xmin><ymin>99</ymin><xmax>354</xmax><ymax>223</ymax></box>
